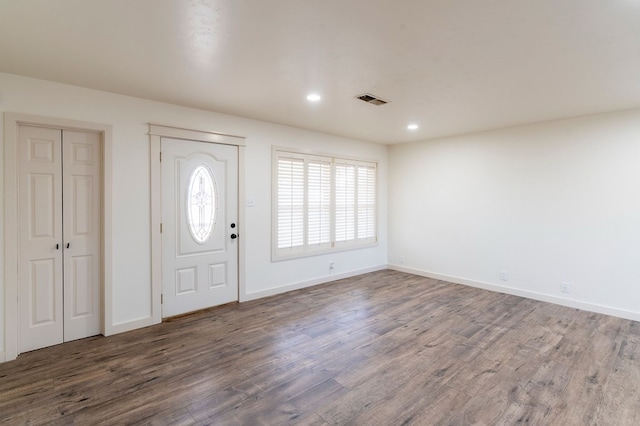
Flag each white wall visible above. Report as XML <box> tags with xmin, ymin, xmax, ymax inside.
<box><xmin>389</xmin><ymin>109</ymin><xmax>640</xmax><ymax>320</ymax></box>
<box><xmin>0</xmin><ymin>72</ymin><xmax>388</xmax><ymax>357</ymax></box>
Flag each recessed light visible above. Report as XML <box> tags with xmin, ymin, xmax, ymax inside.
<box><xmin>407</xmin><ymin>123</ymin><xmax>419</xmax><ymax>130</ymax></box>
<box><xmin>306</xmin><ymin>93</ymin><xmax>321</xmax><ymax>102</ymax></box>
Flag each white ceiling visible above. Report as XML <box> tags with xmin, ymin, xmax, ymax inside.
<box><xmin>1</xmin><ymin>0</ymin><xmax>640</xmax><ymax>144</ymax></box>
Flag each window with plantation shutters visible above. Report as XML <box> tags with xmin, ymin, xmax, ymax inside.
<box><xmin>277</xmin><ymin>155</ymin><xmax>304</xmax><ymax>253</ymax></box>
<box><xmin>273</xmin><ymin>149</ymin><xmax>377</xmax><ymax>260</ymax></box>
<box><xmin>335</xmin><ymin>162</ymin><xmax>356</xmax><ymax>243</ymax></box>
<box><xmin>307</xmin><ymin>157</ymin><xmax>331</xmax><ymax>248</ymax></box>
<box><xmin>357</xmin><ymin>164</ymin><xmax>376</xmax><ymax>241</ymax></box>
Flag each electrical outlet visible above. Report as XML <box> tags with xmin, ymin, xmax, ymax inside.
<box><xmin>561</xmin><ymin>282</ymin><xmax>571</xmax><ymax>294</ymax></box>
<box><xmin>399</xmin><ymin>256</ymin><xmax>405</xmax><ymax>264</ymax></box>
<box><xmin>500</xmin><ymin>271</ymin><xmax>508</xmax><ymax>281</ymax></box>
<box><xmin>329</xmin><ymin>261</ymin><xmax>335</xmax><ymax>270</ymax></box>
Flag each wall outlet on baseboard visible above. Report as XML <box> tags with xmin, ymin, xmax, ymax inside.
<box><xmin>561</xmin><ymin>282</ymin><xmax>571</xmax><ymax>294</ymax></box>
<box><xmin>500</xmin><ymin>270</ymin><xmax>509</xmax><ymax>281</ymax></box>
<box><xmin>329</xmin><ymin>261</ymin><xmax>335</xmax><ymax>270</ymax></box>
<box><xmin>399</xmin><ymin>256</ymin><xmax>405</xmax><ymax>264</ymax></box>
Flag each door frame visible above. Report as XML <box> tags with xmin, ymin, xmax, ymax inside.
<box><xmin>148</xmin><ymin>124</ymin><xmax>246</xmax><ymax>320</ymax></box>
<box><xmin>3</xmin><ymin>112</ymin><xmax>112</xmax><ymax>362</ymax></box>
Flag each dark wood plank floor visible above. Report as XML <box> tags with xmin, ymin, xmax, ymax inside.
<box><xmin>2</xmin><ymin>270</ymin><xmax>639</xmax><ymax>425</ymax></box>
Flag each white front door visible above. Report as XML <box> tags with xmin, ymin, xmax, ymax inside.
<box><xmin>18</xmin><ymin>125</ymin><xmax>102</xmax><ymax>353</ymax></box>
<box><xmin>161</xmin><ymin>138</ymin><xmax>239</xmax><ymax>317</ymax></box>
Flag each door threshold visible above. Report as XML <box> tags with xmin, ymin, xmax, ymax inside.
<box><xmin>163</xmin><ymin>301</ymin><xmax>240</xmax><ymax>322</ymax></box>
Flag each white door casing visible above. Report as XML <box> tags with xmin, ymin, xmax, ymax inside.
<box><xmin>17</xmin><ymin>125</ymin><xmax>102</xmax><ymax>353</ymax></box>
<box><xmin>4</xmin><ymin>113</ymin><xmax>112</xmax><ymax>363</ymax></box>
<box><xmin>161</xmin><ymin>138</ymin><xmax>239</xmax><ymax>317</ymax></box>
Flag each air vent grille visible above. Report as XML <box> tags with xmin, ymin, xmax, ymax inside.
<box><xmin>356</xmin><ymin>93</ymin><xmax>388</xmax><ymax>106</ymax></box>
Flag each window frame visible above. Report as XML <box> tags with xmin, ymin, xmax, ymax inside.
<box><xmin>272</xmin><ymin>147</ymin><xmax>378</xmax><ymax>261</ymax></box>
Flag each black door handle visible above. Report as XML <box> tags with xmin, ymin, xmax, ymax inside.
<box><xmin>56</xmin><ymin>243</ymin><xmax>59</xmax><ymax>250</ymax></box>
<box><xmin>230</xmin><ymin>234</ymin><xmax>237</xmax><ymax>239</ymax></box>
<box><xmin>66</xmin><ymin>243</ymin><xmax>70</xmax><ymax>249</ymax></box>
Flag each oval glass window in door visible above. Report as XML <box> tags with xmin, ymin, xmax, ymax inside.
<box><xmin>187</xmin><ymin>165</ymin><xmax>217</xmax><ymax>243</ymax></box>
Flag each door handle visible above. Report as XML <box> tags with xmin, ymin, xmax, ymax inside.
<box><xmin>230</xmin><ymin>233</ymin><xmax>237</xmax><ymax>239</ymax></box>
<box><xmin>66</xmin><ymin>243</ymin><xmax>70</xmax><ymax>249</ymax></box>
<box><xmin>56</xmin><ymin>243</ymin><xmax>59</xmax><ymax>250</ymax></box>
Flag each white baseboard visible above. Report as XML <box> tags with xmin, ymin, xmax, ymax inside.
<box><xmin>107</xmin><ymin>266</ymin><xmax>386</xmax><ymax>333</ymax></box>
<box><xmin>241</xmin><ymin>264</ymin><xmax>387</xmax><ymax>302</ymax></box>
<box><xmin>388</xmin><ymin>264</ymin><xmax>640</xmax><ymax>322</ymax></box>
<box><xmin>105</xmin><ymin>316</ymin><xmax>157</xmax><ymax>336</ymax></box>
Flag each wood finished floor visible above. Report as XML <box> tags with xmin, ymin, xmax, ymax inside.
<box><xmin>1</xmin><ymin>270</ymin><xmax>640</xmax><ymax>425</ymax></box>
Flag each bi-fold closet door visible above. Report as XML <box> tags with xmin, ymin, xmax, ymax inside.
<box><xmin>18</xmin><ymin>125</ymin><xmax>102</xmax><ymax>353</ymax></box>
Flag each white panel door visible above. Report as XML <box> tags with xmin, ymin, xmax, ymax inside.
<box><xmin>62</xmin><ymin>130</ymin><xmax>101</xmax><ymax>342</ymax></box>
<box><xmin>18</xmin><ymin>125</ymin><xmax>102</xmax><ymax>353</ymax></box>
<box><xmin>162</xmin><ymin>138</ymin><xmax>238</xmax><ymax>317</ymax></box>
<box><xmin>18</xmin><ymin>126</ymin><xmax>64</xmax><ymax>352</ymax></box>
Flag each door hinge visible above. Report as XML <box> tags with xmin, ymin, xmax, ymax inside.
<box><xmin>161</xmin><ymin>294</ymin><xmax>163</xmax><ymax>304</ymax></box>
<box><xmin>159</xmin><ymin>151</ymin><xmax>162</xmax><ymax>162</ymax></box>
<box><xmin>160</xmin><ymin>223</ymin><xmax>163</xmax><ymax>233</ymax></box>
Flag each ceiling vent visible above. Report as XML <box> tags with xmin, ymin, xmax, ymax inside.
<box><xmin>356</xmin><ymin>93</ymin><xmax>389</xmax><ymax>106</ymax></box>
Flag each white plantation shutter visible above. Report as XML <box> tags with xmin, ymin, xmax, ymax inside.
<box><xmin>307</xmin><ymin>158</ymin><xmax>331</xmax><ymax>248</ymax></box>
<box><xmin>357</xmin><ymin>164</ymin><xmax>376</xmax><ymax>241</ymax></box>
<box><xmin>274</xmin><ymin>149</ymin><xmax>377</xmax><ymax>259</ymax></box>
<box><xmin>335</xmin><ymin>162</ymin><xmax>356</xmax><ymax>243</ymax></box>
<box><xmin>277</xmin><ymin>156</ymin><xmax>304</xmax><ymax>251</ymax></box>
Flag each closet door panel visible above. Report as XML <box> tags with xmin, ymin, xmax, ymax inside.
<box><xmin>18</xmin><ymin>125</ymin><xmax>64</xmax><ymax>352</ymax></box>
<box><xmin>62</xmin><ymin>130</ymin><xmax>101</xmax><ymax>342</ymax></box>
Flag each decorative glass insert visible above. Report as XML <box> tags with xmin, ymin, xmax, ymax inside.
<box><xmin>187</xmin><ymin>165</ymin><xmax>216</xmax><ymax>243</ymax></box>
